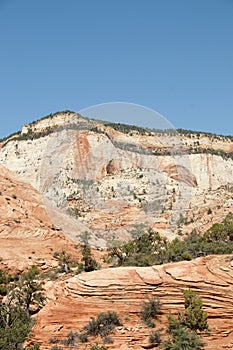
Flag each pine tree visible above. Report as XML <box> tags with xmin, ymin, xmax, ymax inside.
<box><xmin>183</xmin><ymin>289</ymin><xmax>209</xmax><ymax>331</ymax></box>
<box><xmin>162</xmin><ymin>289</ymin><xmax>208</xmax><ymax>350</ymax></box>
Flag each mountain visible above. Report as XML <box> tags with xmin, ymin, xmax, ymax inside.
<box><xmin>0</xmin><ymin>111</ymin><xmax>232</xmax><ymax>246</ymax></box>
<box><xmin>0</xmin><ymin>110</ymin><xmax>233</xmax><ymax>350</ymax></box>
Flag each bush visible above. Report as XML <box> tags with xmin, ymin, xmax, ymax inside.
<box><xmin>48</xmin><ymin>337</ymin><xmax>58</xmax><ymax>344</ymax></box>
<box><xmin>0</xmin><ymin>304</ymin><xmax>32</xmax><ymax>349</ymax></box>
<box><xmin>141</xmin><ymin>297</ymin><xmax>161</xmax><ymax>327</ymax></box>
<box><xmin>161</xmin><ymin>290</ymin><xmax>208</xmax><ymax>350</ymax></box>
<box><xmin>79</xmin><ymin>332</ymin><xmax>88</xmax><ymax>343</ymax></box>
<box><xmin>162</xmin><ymin>326</ymin><xmax>205</xmax><ymax>350</ymax></box>
<box><xmin>0</xmin><ymin>267</ymin><xmax>45</xmax><ymax>349</ymax></box>
<box><xmin>103</xmin><ymin>335</ymin><xmax>113</xmax><ymax>344</ymax></box>
<box><xmin>84</xmin><ymin>317</ymin><xmax>100</xmax><ymax>336</ymax></box>
<box><xmin>60</xmin><ymin>331</ymin><xmax>78</xmax><ymax>346</ymax></box>
<box><xmin>106</xmin><ymin>213</ymin><xmax>233</xmax><ymax>268</ymax></box>
<box><xmin>54</xmin><ymin>249</ymin><xmax>72</xmax><ymax>273</ymax></box>
<box><xmin>84</xmin><ymin>311</ymin><xmax>121</xmax><ymax>339</ymax></box>
<box><xmin>0</xmin><ymin>269</ymin><xmax>12</xmax><ymax>296</ymax></box>
<box><xmin>183</xmin><ymin>289</ymin><xmax>209</xmax><ymax>331</ymax></box>
<box><xmin>25</xmin><ymin>345</ymin><xmax>40</xmax><ymax>350</ymax></box>
<box><xmin>149</xmin><ymin>330</ymin><xmax>161</xmax><ymax>344</ymax></box>
<box><xmin>81</xmin><ymin>243</ymin><xmax>99</xmax><ymax>272</ymax></box>
<box><xmin>106</xmin><ymin>229</ymin><xmax>168</xmax><ymax>267</ymax></box>
<box><xmin>51</xmin><ymin>346</ymin><xmax>63</xmax><ymax>350</ymax></box>
<box><xmin>90</xmin><ymin>344</ymin><xmax>108</xmax><ymax>350</ymax></box>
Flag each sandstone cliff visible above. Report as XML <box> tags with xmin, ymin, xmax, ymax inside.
<box><xmin>0</xmin><ymin>111</ymin><xmax>233</xmax><ymax>350</ymax></box>
<box><xmin>30</xmin><ymin>255</ymin><xmax>233</xmax><ymax>350</ymax></box>
<box><xmin>0</xmin><ymin>111</ymin><xmax>232</xmax><ymax>246</ymax></box>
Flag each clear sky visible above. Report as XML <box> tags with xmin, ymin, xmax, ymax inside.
<box><xmin>0</xmin><ymin>0</ymin><xmax>233</xmax><ymax>138</ymax></box>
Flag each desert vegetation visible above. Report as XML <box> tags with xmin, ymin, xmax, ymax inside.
<box><xmin>162</xmin><ymin>289</ymin><xmax>209</xmax><ymax>350</ymax></box>
<box><xmin>45</xmin><ymin>289</ymin><xmax>208</xmax><ymax>350</ymax></box>
<box><xmin>105</xmin><ymin>213</ymin><xmax>233</xmax><ymax>267</ymax></box>
<box><xmin>53</xmin><ymin>232</ymin><xmax>99</xmax><ymax>275</ymax></box>
<box><xmin>0</xmin><ymin>266</ymin><xmax>45</xmax><ymax>349</ymax></box>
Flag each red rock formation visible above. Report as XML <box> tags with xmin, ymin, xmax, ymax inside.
<box><xmin>31</xmin><ymin>255</ymin><xmax>233</xmax><ymax>349</ymax></box>
<box><xmin>0</xmin><ymin>165</ymin><xmax>80</xmax><ymax>272</ymax></box>
<box><xmin>0</xmin><ymin>113</ymin><xmax>233</xmax><ymax>349</ymax></box>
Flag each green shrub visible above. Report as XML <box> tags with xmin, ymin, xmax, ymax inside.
<box><xmin>106</xmin><ymin>229</ymin><xmax>168</xmax><ymax>267</ymax></box>
<box><xmin>54</xmin><ymin>249</ymin><xmax>72</xmax><ymax>273</ymax></box>
<box><xmin>84</xmin><ymin>317</ymin><xmax>99</xmax><ymax>336</ymax></box>
<box><xmin>0</xmin><ymin>266</ymin><xmax>46</xmax><ymax>349</ymax></box>
<box><xmin>141</xmin><ymin>297</ymin><xmax>161</xmax><ymax>327</ymax></box>
<box><xmin>60</xmin><ymin>331</ymin><xmax>78</xmax><ymax>346</ymax></box>
<box><xmin>84</xmin><ymin>311</ymin><xmax>121</xmax><ymax>339</ymax></box>
<box><xmin>79</xmin><ymin>332</ymin><xmax>88</xmax><ymax>343</ymax></box>
<box><xmin>90</xmin><ymin>344</ymin><xmax>108</xmax><ymax>350</ymax></box>
<box><xmin>25</xmin><ymin>345</ymin><xmax>40</xmax><ymax>350</ymax></box>
<box><xmin>106</xmin><ymin>214</ymin><xmax>233</xmax><ymax>269</ymax></box>
<box><xmin>103</xmin><ymin>335</ymin><xmax>113</xmax><ymax>344</ymax></box>
<box><xmin>161</xmin><ymin>289</ymin><xmax>208</xmax><ymax>350</ymax></box>
<box><xmin>162</xmin><ymin>325</ymin><xmax>205</xmax><ymax>350</ymax></box>
<box><xmin>51</xmin><ymin>346</ymin><xmax>63</xmax><ymax>350</ymax></box>
<box><xmin>0</xmin><ymin>269</ymin><xmax>12</xmax><ymax>296</ymax></box>
<box><xmin>149</xmin><ymin>330</ymin><xmax>161</xmax><ymax>344</ymax></box>
<box><xmin>81</xmin><ymin>243</ymin><xmax>99</xmax><ymax>272</ymax></box>
<box><xmin>0</xmin><ymin>304</ymin><xmax>32</xmax><ymax>349</ymax></box>
<box><xmin>183</xmin><ymin>289</ymin><xmax>209</xmax><ymax>331</ymax></box>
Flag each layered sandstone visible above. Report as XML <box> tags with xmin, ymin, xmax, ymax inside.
<box><xmin>0</xmin><ymin>112</ymin><xmax>233</xmax><ymax>350</ymax></box>
<box><xmin>30</xmin><ymin>255</ymin><xmax>233</xmax><ymax>349</ymax></box>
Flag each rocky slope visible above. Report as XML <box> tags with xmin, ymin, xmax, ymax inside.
<box><xmin>30</xmin><ymin>255</ymin><xmax>233</xmax><ymax>350</ymax></box>
<box><xmin>0</xmin><ymin>111</ymin><xmax>233</xmax><ymax>350</ymax></box>
<box><xmin>0</xmin><ymin>111</ymin><xmax>232</xmax><ymax>246</ymax></box>
<box><xmin>0</xmin><ymin>164</ymin><xmax>81</xmax><ymax>272</ymax></box>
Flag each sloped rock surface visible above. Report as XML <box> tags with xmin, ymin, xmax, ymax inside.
<box><xmin>0</xmin><ymin>165</ymin><xmax>80</xmax><ymax>271</ymax></box>
<box><xmin>31</xmin><ymin>255</ymin><xmax>233</xmax><ymax>349</ymax></box>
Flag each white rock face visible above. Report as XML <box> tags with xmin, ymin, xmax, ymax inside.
<box><xmin>0</xmin><ymin>112</ymin><xmax>233</xmax><ymax>244</ymax></box>
<box><xmin>0</xmin><ymin>136</ymin><xmax>50</xmax><ymax>189</ymax></box>
<box><xmin>1</xmin><ymin>131</ymin><xmax>232</xmax><ymax>193</ymax></box>
<box><xmin>189</xmin><ymin>153</ymin><xmax>233</xmax><ymax>192</ymax></box>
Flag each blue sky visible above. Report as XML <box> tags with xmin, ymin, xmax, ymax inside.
<box><xmin>0</xmin><ymin>0</ymin><xmax>233</xmax><ymax>138</ymax></box>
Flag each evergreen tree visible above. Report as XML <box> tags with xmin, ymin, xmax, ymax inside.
<box><xmin>162</xmin><ymin>289</ymin><xmax>208</xmax><ymax>350</ymax></box>
<box><xmin>13</xmin><ymin>266</ymin><xmax>45</xmax><ymax>315</ymax></box>
<box><xmin>0</xmin><ymin>266</ymin><xmax>45</xmax><ymax>349</ymax></box>
<box><xmin>79</xmin><ymin>231</ymin><xmax>98</xmax><ymax>272</ymax></box>
<box><xmin>183</xmin><ymin>289</ymin><xmax>209</xmax><ymax>331</ymax></box>
<box><xmin>163</xmin><ymin>324</ymin><xmax>204</xmax><ymax>350</ymax></box>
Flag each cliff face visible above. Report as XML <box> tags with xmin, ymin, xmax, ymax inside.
<box><xmin>31</xmin><ymin>255</ymin><xmax>233</xmax><ymax>350</ymax></box>
<box><xmin>0</xmin><ymin>112</ymin><xmax>233</xmax><ymax>350</ymax></box>
<box><xmin>0</xmin><ymin>112</ymin><xmax>233</xmax><ymax>245</ymax></box>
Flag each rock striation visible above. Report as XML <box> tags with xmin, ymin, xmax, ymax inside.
<box><xmin>0</xmin><ymin>112</ymin><xmax>233</xmax><ymax>349</ymax></box>
<box><xmin>0</xmin><ymin>111</ymin><xmax>232</xmax><ymax>245</ymax></box>
<box><xmin>31</xmin><ymin>255</ymin><xmax>233</xmax><ymax>349</ymax></box>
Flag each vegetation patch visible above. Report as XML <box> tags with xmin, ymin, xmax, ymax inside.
<box><xmin>141</xmin><ymin>297</ymin><xmax>161</xmax><ymax>327</ymax></box>
<box><xmin>162</xmin><ymin>289</ymin><xmax>208</xmax><ymax>349</ymax></box>
<box><xmin>106</xmin><ymin>213</ymin><xmax>233</xmax><ymax>267</ymax></box>
<box><xmin>0</xmin><ymin>266</ymin><xmax>45</xmax><ymax>349</ymax></box>
<box><xmin>83</xmin><ymin>311</ymin><xmax>122</xmax><ymax>338</ymax></box>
